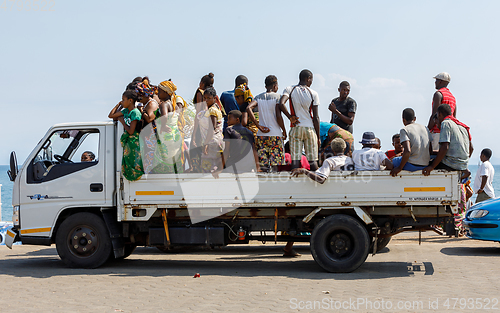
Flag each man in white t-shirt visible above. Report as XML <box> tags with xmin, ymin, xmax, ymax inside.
<box><xmin>474</xmin><ymin>148</ymin><xmax>495</xmax><ymax>203</ymax></box>
<box><xmin>291</xmin><ymin>138</ymin><xmax>354</xmax><ymax>184</ymax></box>
<box><xmin>280</xmin><ymin>69</ymin><xmax>321</xmax><ymax>171</ymax></box>
<box><xmin>245</xmin><ymin>75</ymin><xmax>287</xmax><ymax>172</ymax></box>
<box><xmin>352</xmin><ymin>132</ymin><xmax>393</xmax><ymax>171</ymax></box>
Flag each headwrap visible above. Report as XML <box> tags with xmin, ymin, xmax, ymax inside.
<box><xmin>234</xmin><ymin>84</ymin><xmax>253</xmax><ymax>103</ymax></box>
<box><xmin>443</xmin><ymin>115</ymin><xmax>472</xmax><ymax>141</ymax></box>
<box><xmin>136</xmin><ymin>82</ymin><xmax>157</xmax><ymax>98</ymax></box>
<box><xmin>158</xmin><ymin>80</ymin><xmax>177</xmax><ymax>96</ymax></box>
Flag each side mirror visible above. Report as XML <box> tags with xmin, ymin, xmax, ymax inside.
<box><xmin>7</xmin><ymin>151</ymin><xmax>18</xmax><ymax>182</ymax></box>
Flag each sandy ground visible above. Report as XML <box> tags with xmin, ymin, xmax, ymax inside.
<box><xmin>1</xmin><ymin>233</ymin><xmax>499</xmax><ymax>312</ymax></box>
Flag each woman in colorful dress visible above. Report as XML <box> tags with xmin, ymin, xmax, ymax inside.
<box><xmin>196</xmin><ymin>87</ymin><xmax>224</xmax><ymax>173</ymax></box>
<box><xmin>190</xmin><ymin>73</ymin><xmax>214</xmax><ymax>172</ymax></box>
<box><xmin>108</xmin><ymin>90</ymin><xmax>144</xmax><ymax>181</ymax></box>
<box><xmin>136</xmin><ymin>81</ymin><xmax>160</xmax><ymax>174</ymax></box>
<box><xmin>153</xmin><ymin>80</ymin><xmax>184</xmax><ymax>173</ymax></box>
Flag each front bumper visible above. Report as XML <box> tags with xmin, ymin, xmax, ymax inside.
<box><xmin>463</xmin><ymin>220</ymin><xmax>500</xmax><ymax>242</ymax></box>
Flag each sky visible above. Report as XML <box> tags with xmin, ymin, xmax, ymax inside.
<box><xmin>1</xmin><ymin>0</ymin><xmax>499</xmax><ymax>166</ymax></box>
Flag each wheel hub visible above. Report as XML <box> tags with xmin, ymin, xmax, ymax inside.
<box><xmin>69</xmin><ymin>227</ymin><xmax>98</xmax><ymax>257</ymax></box>
<box><xmin>329</xmin><ymin>233</ymin><xmax>352</xmax><ymax>257</ymax></box>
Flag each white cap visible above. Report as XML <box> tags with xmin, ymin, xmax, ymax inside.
<box><xmin>434</xmin><ymin>72</ymin><xmax>451</xmax><ymax>82</ymax></box>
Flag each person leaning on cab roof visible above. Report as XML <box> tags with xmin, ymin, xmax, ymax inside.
<box><xmin>422</xmin><ymin>103</ymin><xmax>473</xmax><ymax>176</ymax></box>
<box><xmin>428</xmin><ymin>72</ymin><xmax>456</xmax><ymax>151</ymax></box>
<box><xmin>351</xmin><ymin>132</ymin><xmax>393</xmax><ymax>171</ymax></box>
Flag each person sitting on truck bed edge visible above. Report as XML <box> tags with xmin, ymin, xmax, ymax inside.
<box><xmin>291</xmin><ymin>138</ymin><xmax>354</xmax><ymax>184</ymax></box>
<box><xmin>390</xmin><ymin>108</ymin><xmax>431</xmax><ymax>176</ymax></box>
<box><xmin>422</xmin><ymin>103</ymin><xmax>473</xmax><ymax>176</ymax></box>
<box><xmin>352</xmin><ymin>132</ymin><xmax>393</xmax><ymax>171</ymax></box>
<box><xmin>108</xmin><ymin>90</ymin><xmax>144</xmax><ymax>181</ymax></box>
<box><xmin>222</xmin><ymin>110</ymin><xmax>260</xmax><ymax>173</ymax></box>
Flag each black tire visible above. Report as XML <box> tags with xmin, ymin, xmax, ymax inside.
<box><xmin>55</xmin><ymin>212</ymin><xmax>113</xmax><ymax>268</ymax></box>
<box><xmin>310</xmin><ymin>214</ymin><xmax>370</xmax><ymax>273</ymax></box>
<box><xmin>371</xmin><ymin>237</ymin><xmax>391</xmax><ymax>252</ymax></box>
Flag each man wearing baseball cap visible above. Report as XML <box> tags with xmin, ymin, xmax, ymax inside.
<box><xmin>427</xmin><ymin>72</ymin><xmax>456</xmax><ymax>151</ymax></box>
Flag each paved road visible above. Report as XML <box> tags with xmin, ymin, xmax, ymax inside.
<box><xmin>1</xmin><ymin>233</ymin><xmax>500</xmax><ymax>312</ymax></box>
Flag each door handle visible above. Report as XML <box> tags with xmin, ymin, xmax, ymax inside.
<box><xmin>90</xmin><ymin>183</ymin><xmax>103</xmax><ymax>192</ymax></box>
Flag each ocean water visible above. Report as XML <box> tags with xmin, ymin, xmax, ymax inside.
<box><xmin>1</xmin><ymin>164</ymin><xmax>499</xmax><ymax>222</ymax></box>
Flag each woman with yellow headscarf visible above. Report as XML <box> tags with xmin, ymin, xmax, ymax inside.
<box><xmin>234</xmin><ymin>84</ymin><xmax>258</xmax><ymax>139</ymax></box>
<box><xmin>145</xmin><ymin>80</ymin><xmax>184</xmax><ymax>173</ymax></box>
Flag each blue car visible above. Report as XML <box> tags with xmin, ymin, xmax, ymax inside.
<box><xmin>464</xmin><ymin>198</ymin><xmax>500</xmax><ymax>242</ymax></box>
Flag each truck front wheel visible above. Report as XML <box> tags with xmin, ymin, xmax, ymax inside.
<box><xmin>310</xmin><ymin>214</ymin><xmax>370</xmax><ymax>273</ymax></box>
<box><xmin>56</xmin><ymin>212</ymin><xmax>113</xmax><ymax>268</ymax></box>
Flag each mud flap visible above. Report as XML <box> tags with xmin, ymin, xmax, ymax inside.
<box><xmin>101</xmin><ymin>209</ymin><xmax>125</xmax><ymax>258</ymax></box>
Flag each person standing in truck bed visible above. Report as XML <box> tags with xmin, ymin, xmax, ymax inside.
<box><xmin>280</xmin><ymin>69</ymin><xmax>321</xmax><ymax>171</ymax></box>
<box><xmin>329</xmin><ymin>81</ymin><xmax>357</xmax><ymax>134</ymax></box>
<box><xmin>427</xmin><ymin>72</ymin><xmax>456</xmax><ymax>152</ymax></box>
<box><xmin>245</xmin><ymin>75</ymin><xmax>287</xmax><ymax>172</ymax></box>
<box><xmin>196</xmin><ymin>87</ymin><xmax>225</xmax><ymax>174</ymax></box>
<box><xmin>108</xmin><ymin>90</ymin><xmax>144</xmax><ymax>181</ymax></box>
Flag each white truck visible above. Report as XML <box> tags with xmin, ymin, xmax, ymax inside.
<box><xmin>6</xmin><ymin>121</ymin><xmax>461</xmax><ymax>272</ymax></box>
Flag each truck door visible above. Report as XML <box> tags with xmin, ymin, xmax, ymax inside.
<box><xmin>19</xmin><ymin>127</ymin><xmax>106</xmax><ymax>237</ymax></box>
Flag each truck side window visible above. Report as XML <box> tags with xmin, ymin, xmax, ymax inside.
<box><xmin>28</xmin><ymin>129</ymin><xmax>100</xmax><ymax>184</ymax></box>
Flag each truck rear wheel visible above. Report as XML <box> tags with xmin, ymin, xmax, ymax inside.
<box><xmin>310</xmin><ymin>214</ymin><xmax>370</xmax><ymax>273</ymax></box>
<box><xmin>56</xmin><ymin>212</ymin><xmax>112</xmax><ymax>268</ymax></box>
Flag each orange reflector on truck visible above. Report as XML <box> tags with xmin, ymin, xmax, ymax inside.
<box><xmin>135</xmin><ymin>191</ymin><xmax>174</xmax><ymax>196</ymax></box>
<box><xmin>20</xmin><ymin>227</ymin><xmax>51</xmax><ymax>235</ymax></box>
<box><xmin>404</xmin><ymin>187</ymin><xmax>445</xmax><ymax>192</ymax></box>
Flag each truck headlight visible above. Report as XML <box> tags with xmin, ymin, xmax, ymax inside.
<box><xmin>469</xmin><ymin>209</ymin><xmax>489</xmax><ymax>219</ymax></box>
<box><xmin>12</xmin><ymin>206</ymin><xmax>19</xmax><ymax>226</ymax></box>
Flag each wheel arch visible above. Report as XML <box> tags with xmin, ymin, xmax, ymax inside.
<box><xmin>51</xmin><ymin>206</ymin><xmax>110</xmax><ymax>243</ymax></box>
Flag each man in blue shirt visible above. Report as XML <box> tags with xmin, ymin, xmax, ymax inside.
<box><xmin>220</xmin><ymin>75</ymin><xmax>248</xmax><ymax>130</ymax></box>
